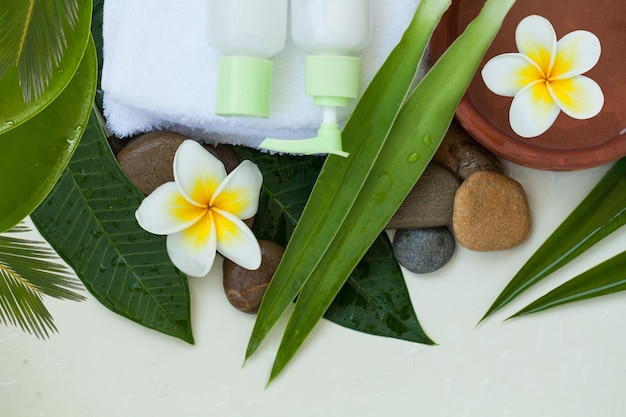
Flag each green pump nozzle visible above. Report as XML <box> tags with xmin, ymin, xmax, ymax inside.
<box><xmin>258</xmin><ymin>55</ymin><xmax>361</xmax><ymax>157</ymax></box>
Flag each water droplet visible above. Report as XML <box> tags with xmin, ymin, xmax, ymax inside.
<box><xmin>99</xmin><ymin>264</ymin><xmax>107</xmax><ymax>272</ymax></box>
<box><xmin>2</xmin><ymin>120</ymin><xmax>15</xmax><ymax>130</ymax></box>
<box><xmin>83</xmin><ymin>189</ymin><xmax>94</xmax><ymax>199</ymax></box>
<box><xmin>110</xmin><ymin>255</ymin><xmax>126</xmax><ymax>267</ymax></box>
<box><xmin>92</xmin><ymin>230</ymin><xmax>102</xmax><ymax>239</ymax></box>
<box><xmin>407</xmin><ymin>152</ymin><xmax>421</xmax><ymax>163</ymax></box>
<box><xmin>421</xmin><ymin>134</ymin><xmax>432</xmax><ymax>146</ymax></box>
<box><xmin>76</xmin><ymin>169</ymin><xmax>88</xmax><ymax>183</ymax></box>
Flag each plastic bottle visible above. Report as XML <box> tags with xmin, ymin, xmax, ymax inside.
<box><xmin>207</xmin><ymin>0</ymin><xmax>288</xmax><ymax>118</ymax></box>
<box><xmin>260</xmin><ymin>0</ymin><xmax>370</xmax><ymax>156</ymax></box>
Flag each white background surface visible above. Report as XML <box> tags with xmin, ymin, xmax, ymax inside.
<box><xmin>1</xmin><ymin>160</ymin><xmax>625</xmax><ymax>417</ymax></box>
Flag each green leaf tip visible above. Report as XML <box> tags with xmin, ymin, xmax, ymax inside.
<box><xmin>480</xmin><ymin>157</ymin><xmax>626</xmax><ymax>324</ymax></box>
<box><xmin>506</xmin><ymin>250</ymin><xmax>626</xmax><ymax>320</ymax></box>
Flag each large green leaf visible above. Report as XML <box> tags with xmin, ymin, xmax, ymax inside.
<box><xmin>480</xmin><ymin>157</ymin><xmax>626</xmax><ymax>322</ymax></box>
<box><xmin>0</xmin><ymin>0</ymin><xmax>93</xmax><ymax>131</ymax></box>
<box><xmin>231</xmin><ymin>146</ymin><xmax>430</xmax><ymax>344</ymax></box>
<box><xmin>0</xmin><ymin>222</ymin><xmax>85</xmax><ymax>339</ymax></box>
<box><xmin>0</xmin><ymin>38</ymin><xmax>97</xmax><ymax>233</ymax></box>
<box><xmin>247</xmin><ymin>0</ymin><xmax>452</xmax><ymax>364</ymax></box>
<box><xmin>326</xmin><ymin>234</ymin><xmax>433</xmax><ymax>343</ymax></box>
<box><xmin>267</xmin><ymin>0</ymin><xmax>515</xmax><ymax>382</ymax></box>
<box><xmin>508</xmin><ymin>251</ymin><xmax>626</xmax><ymax>319</ymax></box>
<box><xmin>31</xmin><ymin>111</ymin><xmax>194</xmax><ymax>344</ymax></box>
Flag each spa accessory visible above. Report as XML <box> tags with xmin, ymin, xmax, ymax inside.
<box><xmin>206</xmin><ymin>0</ymin><xmax>288</xmax><ymax>117</ymax></box>
<box><xmin>260</xmin><ymin>0</ymin><xmax>371</xmax><ymax>156</ymax></box>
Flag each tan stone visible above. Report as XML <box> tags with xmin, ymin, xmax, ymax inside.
<box><xmin>452</xmin><ymin>171</ymin><xmax>530</xmax><ymax>251</ymax></box>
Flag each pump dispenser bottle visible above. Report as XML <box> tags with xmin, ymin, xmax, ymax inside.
<box><xmin>207</xmin><ymin>0</ymin><xmax>288</xmax><ymax>118</ymax></box>
<box><xmin>260</xmin><ymin>0</ymin><xmax>370</xmax><ymax>156</ymax></box>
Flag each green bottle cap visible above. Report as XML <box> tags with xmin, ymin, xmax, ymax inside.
<box><xmin>215</xmin><ymin>56</ymin><xmax>273</xmax><ymax>118</ymax></box>
<box><xmin>304</xmin><ymin>55</ymin><xmax>361</xmax><ymax>107</ymax></box>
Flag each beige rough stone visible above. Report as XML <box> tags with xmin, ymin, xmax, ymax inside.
<box><xmin>452</xmin><ymin>171</ymin><xmax>530</xmax><ymax>251</ymax></box>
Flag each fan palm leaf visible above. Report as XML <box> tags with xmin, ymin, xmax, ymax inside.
<box><xmin>0</xmin><ymin>221</ymin><xmax>85</xmax><ymax>339</ymax></box>
<box><xmin>0</xmin><ymin>0</ymin><xmax>79</xmax><ymax>103</ymax></box>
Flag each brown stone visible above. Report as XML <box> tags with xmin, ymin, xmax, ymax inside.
<box><xmin>116</xmin><ymin>131</ymin><xmax>187</xmax><ymax>195</ymax></box>
<box><xmin>223</xmin><ymin>240</ymin><xmax>284</xmax><ymax>314</ymax></box>
<box><xmin>204</xmin><ymin>143</ymin><xmax>240</xmax><ymax>174</ymax></box>
<box><xmin>433</xmin><ymin>120</ymin><xmax>503</xmax><ymax>180</ymax></box>
<box><xmin>386</xmin><ymin>163</ymin><xmax>460</xmax><ymax>229</ymax></box>
<box><xmin>452</xmin><ymin>171</ymin><xmax>530</xmax><ymax>251</ymax></box>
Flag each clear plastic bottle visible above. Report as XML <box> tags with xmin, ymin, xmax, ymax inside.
<box><xmin>261</xmin><ymin>0</ymin><xmax>370</xmax><ymax>156</ymax></box>
<box><xmin>207</xmin><ymin>0</ymin><xmax>288</xmax><ymax>117</ymax></box>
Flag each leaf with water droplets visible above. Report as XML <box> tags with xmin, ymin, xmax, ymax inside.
<box><xmin>31</xmin><ymin>111</ymin><xmax>194</xmax><ymax>344</ymax></box>
<box><xmin>231</xmin><ymin>146</ymin><xmax>429</xmax><ymax>343</ymax></box>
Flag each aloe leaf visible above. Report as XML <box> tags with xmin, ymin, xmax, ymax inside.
<box><xmin>507</xmin><ymin>250</ymin><xmax>626</xmax><ymax>319</ymax></box>
<box><xmin>0</xmin><ymin>0</ymin><xmax>92</xmax><ymax>130</ymax></box>
<box><xmin>31</xmin><ymin>111</ymin><xmax>194</xmax><ymax>344</ymax></box>
<box><xmin>480</xmin><ymin>157</ymin><xmax>626</xmax><ymax>322</ymax></box>
<box><xmin>231</xmin><ymin>146</ymin><xmax>428</xmax><ymax>343</ymax></box>
<box><xmin>269</xmin><ymin>0</ymin><xmax>515</xmax><ymax>382</ymax></box>
<box><xmin>0</xmin><ymin>38</ymin><xmax>97</xmax><ymax>233</ymax></box>
<box><xmin>246</xmin><ymin>0</ymin><xmax>452</xmax><ymax>362</ymax></box>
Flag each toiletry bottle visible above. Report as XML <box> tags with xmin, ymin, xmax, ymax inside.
<box><xmin>207</xmin><ymin>0</ymin><xmax>288</xmax><ymax>118</ymax></box>
<box><xmin>260</xmin><ymin>0</ymin><xmax>370</xmax><ymax>156</ymax></box>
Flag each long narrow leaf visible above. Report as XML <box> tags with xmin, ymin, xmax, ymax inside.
<box><xmin>246</xmin><ymin>0</ymin><xmax>452</xmax><ymax>362</ymax></box>
<box><xmin>480</xmin><ymin>157</ymin><xmax>626</xmax><ymax>322</ymax></box>
<box><xmin>269</xmin><ymin>0</ymin><xmax>516</xmax><ymax>382</ymax></box>
<box><xmin>507</xmin><ymin>251</ymin><xmax>626</xmax><ymax>318</ymax></box>
<box><xmin>31</xmin><ymin>111</ymin><xmax>194</xmax><ymax>344</ymax></box>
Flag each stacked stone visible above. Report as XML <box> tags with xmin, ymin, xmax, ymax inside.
<box><xmin>388</xmin><ymin>120</ymin><xmax>531</xmax><ymax>274</ymax></box>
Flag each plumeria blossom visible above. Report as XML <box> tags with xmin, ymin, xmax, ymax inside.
<box><xmin>481</xmin><ymin>15</ymin><xmax>604</xmax><ymax>138</ymax></box>
<box><xmin>135</xmin><ymin>140</ymin><xmax>263</xmax><ymax>277</ymax></box>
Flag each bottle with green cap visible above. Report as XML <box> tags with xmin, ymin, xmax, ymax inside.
<box><xmin>260</xmin><ymin>0</ymin><xmax>370</xmax><ymax>156</ymax></box>
<box><xmin>207</xmin><ymin>0</ymin><xmax>288</xmax><ymax>118</ymax></box>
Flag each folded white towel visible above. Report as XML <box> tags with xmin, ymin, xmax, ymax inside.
<box><xmin>102</xmin><ymin>0</ymin><xmax>423</xmax><ymax>149</ymax></box>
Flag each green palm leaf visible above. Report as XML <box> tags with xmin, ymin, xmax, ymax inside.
<box><xmin>0</xmin><ymin>222</ymin><xmax>85</xmax><ymax>339</ymax></box>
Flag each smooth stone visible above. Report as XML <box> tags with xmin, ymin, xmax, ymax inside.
<box><xmin>452</xmin><ymin>171</ymin><xmax>531</xmax><ymax>251</ymax></box>
<box><xmin>117</xmin><ymin>132</ymin><xmax>241</xmax><ymax>196</ymax></box>
<box><xmin>116</xmin><ymin>131</ymin><xmax>187</xmax><ymax>196</ymax></box>
<box><xmin>393</xmin><ymin>227</ymin><xmax>455</xmax><ymax>274</ymax></box>
<box><xmin>223</xmin><ymin>240</ymin><xmax>284</xmax><ymax>314</ymax></box>
<box><xmin>386</xmin><ymin>163</ymin><xmax>460</xmax><ymax>229</ymax></box>
<box><xmin>203</xmin><ymin>143</ymin><xmax>240</xmax><ymax>174</ymax></box>
<box><xmin>433</xmin><ymin>120</ymin><xmax>503</xmax><ymax>180</ymax></box>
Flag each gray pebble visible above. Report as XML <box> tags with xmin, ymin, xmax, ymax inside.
<box><xmin>393</xmin><ymin>227</ymin><xmax>455</xmax><ymax>274</ymax></box>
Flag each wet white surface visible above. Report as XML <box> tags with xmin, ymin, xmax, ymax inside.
<box><xmin>1</xmin><ymin>160</ymin><xmax>625</xmax><ymax>417</ymax></box>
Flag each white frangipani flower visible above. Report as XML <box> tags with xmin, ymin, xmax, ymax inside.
<box><xmin>135</xmin><ymin>140</ymin><xmax>263</xmax><ymax>277</ymax></box>
<box><xmin>481</xmin><ymin>15</ymin><xmax>604</xmax><ymax>138</ymax></box>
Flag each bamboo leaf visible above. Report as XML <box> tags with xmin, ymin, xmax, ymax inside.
<box><xmin>508</xmin><ymin>251</ymin><xmax>626</xmax><ymax>319</ymax></box>
<box><xmin>0</xmin><ymin>0</ymin><xmax>92</xmax><ymax>129</ymax></box>
<box><xmin>231</xmin><ymin>146</ymin><xmax>430</xmax><ymax>343</ymax></box>
<box><xmin>0</xmin><ymin>222</ymin><xmax>85</xmax><ymax>339</ymax></box>
<box><xmin>0</xmin><ymin>37</ymin><xmax>97</xmax><ymax>233</ymax></box>
<box><xmin>247</xmin><ymin>0</ymin><xmax>452</xmax><ymax>362</ymax></box>
<box><xmin>31</xmin><ymin>111</ymin><xmax>194</xmax><ymax>344</ymax></box>
<box><xmin>480</xmin><ymin>157</ymin><xmax>626</xmax><ymax>322</ymax></box>
<box><xmin>269</xmin><ymin>0</ymin><xmax>515</xmax><ymax>382</ymax></box>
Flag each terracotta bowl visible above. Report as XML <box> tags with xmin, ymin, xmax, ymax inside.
<box><xmin>430</xmin><ymin>0</ymin><xmax>626</xmax><ymax>171</ymax></box>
